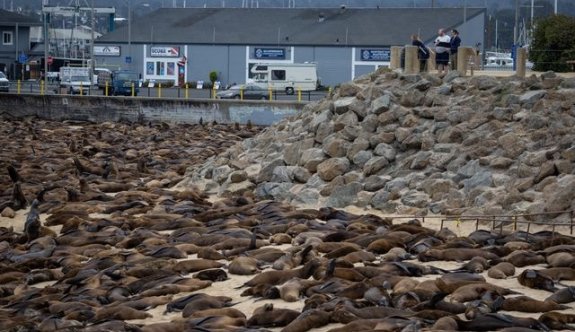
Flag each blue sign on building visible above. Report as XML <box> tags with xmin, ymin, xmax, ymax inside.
<box><xmin>125</xmin><ymin>56</ymin><xmax>132</xmax><ymax>64</ymax></box>
<box><xmin>254</xmin><ymin>48</ymin><xmax>286</xmax><ymax>59</ymax></box>
<box><xmin>18</xmin><ymin>52</ymin><xmax>28</xmax><ymax>64</ymax></box>
<box><xmin>360</xmin><ymin>49</ymin><xmax>391</xmax><ymax>61</ymax></box>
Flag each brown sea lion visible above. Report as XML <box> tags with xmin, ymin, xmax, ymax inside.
<box><xmin>228</xmin><ymin>256</ymin><xmax>260</xmax><ymax>275</ymax></box>
<box><xmin>246</xmin><ymin>303</ymin><xmax>300</xmax><ymax>328</ymax></box>
<box><xmin>546</xmin><ymin>252</ymin><xmax>575</xmax><ymax>268</ymax></box>
<box><xmin>449</xmin><ymin>283</ymin><xmax>517</xmax><ymax>303</ymax></box>
<box><xmin>538</xmin><ymin>312</ymin><xmax>575</xmax><ymax>330</ymax></box>
<box><xmin>193</xmin><ymin>268</ymin><xmax>228</xmax><ymax>282</ymax></box>
<box><xmin>281</xmin><ymin>308</ymin><xmax>332</xmax><ymax>332</ymax></box>
<box><xmin>501</xmin><ymin>296</ymin><xmax>570</xmax><ymax>313</ymax></box>
<box><xmin>419</xmin><ymin>248</ymin><xmax>499</xmax><ymax>262</ymax></box>
<box><xmin>518</xmin><ymin>269</ymin><xmax>558</xmax><ymax>292</ymax></box>
<box><xmin>93</xmin><ymin>305</ymin><xmax>152</xmax><ymax>321</ymax></box>
<box><xmin>172</xmin><ymin>259</ymin><xmax>225</xmax><ymax>274</ymax></box>
<box><xmin>488</xmin><ymin>262</ymin><xmax>516</xmax><ymax>279</ymax></box>
<box><xmin>504</xmin><ymin>250</ymin><xmax>546</xmax><ymax>267</ymax></box>
<box><xmin>539</xmin><ymin>267</ymin><xmax>575</xmax><ymax>281</ymax></box>
<box><xmin>240</xmin><ymin>259</ymin><xmax>321</xmax><ymax>288</ymax></box>
<box><xmin>188</xmin><ymin>307</ymin><xmax>246</xmax><ymax>319</ymax></box>
<box><xmin>166</xmin><ymin>293</ymin><xmax>232</xmax><ymax>315</ymax></box>
<box><xmin>435</xmin><ymin>272</ymin><xmax>486</xmax><ymax>293</ymax></box>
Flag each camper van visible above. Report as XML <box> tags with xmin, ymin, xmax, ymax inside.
<box><xmin>250</xmin><ymin>63</ymin><xmax>318</xmax><ymax>95</ymax></box>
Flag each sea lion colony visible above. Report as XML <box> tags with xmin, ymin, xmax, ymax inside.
<box><xmin>0</xmin><ymin>117</ymin><xmax>574</xmax><ymax>331</ymax></box>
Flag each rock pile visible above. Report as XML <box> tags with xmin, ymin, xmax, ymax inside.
<box><xmin>183</xmin><ymin>70</ymin><xmax>575</xmax><ymax>220</ymax></box>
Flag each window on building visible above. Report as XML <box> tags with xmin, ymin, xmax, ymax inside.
<box><xmin>156</xmin><ymin>61</ymin><xmax>162</xmax><ymax>75</ymax></box>
<box><xmin>271</xmin><ymin>70</ymin><xmax>286</xmax><ymax>81</ymax></box>
<box><xmin>146</xmin><ymin>62</ymin><xmax>154</xmax><ymax>75</ymax></box>
<box><xmin>167</xmin><ymin>62</ymin><xmax>175</xmax><ymax>75</ymax></box>
<box><xmin>3</xmin><ymin>31</ymin><xmax>13</xmax><ymax>45</ymax></box>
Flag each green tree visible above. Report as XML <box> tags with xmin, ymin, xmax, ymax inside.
<box><xmin>209</xmin><ymin>71</ymin><xmax>218</xmax><ymax>85</ymax></box>
<box><xmin>530</xmin><ymin>15</ymin><xmax>575</xmax><ymax>72</ymax></box>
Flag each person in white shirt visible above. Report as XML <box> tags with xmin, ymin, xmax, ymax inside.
<box><xmin>434</xmin><ymin>28</ymin><xmax>451</xmax><ymax>77</ymax></box>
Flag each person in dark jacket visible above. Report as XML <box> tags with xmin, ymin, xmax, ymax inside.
<box><xmin>411</xmin><ymin>34</ymin><xmax>430</xmax><ymax>72</ymax></box>
<box><xmin>434</xmin><ymin>29</ymin><xmax>451</xmax><ymax>76</ymax></box>
<box><xmin>450</xmin><ymin>29</ymin><xmax>462</xmax><ymax>70</ymax></box>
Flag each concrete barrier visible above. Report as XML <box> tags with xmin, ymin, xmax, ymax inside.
<box><xmin>404</xmin><ymin>46</ymin><xmax>419</xmax><ymax>74</ymax></box>
<box><xmin>390</xmin><ymin>46</ymin><xmax>402</xmax><ymax>70</ymax></box>
<box><xmin>516</xmin><ymin>48</ymin><xmax>527</xmax><ymax>78</ymax></box>
<box><xmin>0</xmin><ymin>94</ymin><xmax>305</xmax><ymax>126</ymax></box>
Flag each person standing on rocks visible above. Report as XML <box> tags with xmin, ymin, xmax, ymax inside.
<box><xmin>434</xmin><ymin>28</ymin><xmax>451</xmax><ymax>77</ymax></box>
<box><xmin>450</xmin><ymin>29</ymin><xmax>461</xmax><ymax>71</ymax></box>
<box><xmin>411</xmin><ymin>34</ymin><xmax>430</xmax><ymax>73</ymax></box>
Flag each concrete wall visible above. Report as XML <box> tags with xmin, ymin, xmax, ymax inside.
<box><xmin>0</xmin><ymin>94</ymin><xmax>304</xmax><ymax>126</ymax></box>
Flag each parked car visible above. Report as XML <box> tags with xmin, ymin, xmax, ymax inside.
<box><xmin>216</xmin><ymin>84</ymin><xmax>268</xmax><ymax>100</ymax></box>
<box><xmin>0</xmin><ymin>72</ymin><xmax>10</xmax><ymax>92</ymax></box>
<box><xmin>110</xmin><ymin>70</ymin><xmax>139</xmax><ymax>96</ymax></box>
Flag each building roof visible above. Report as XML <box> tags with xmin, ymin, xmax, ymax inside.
<box><xmin>0</xmin><ymin>9</ymin><xmax>41</xmax><ymax>26</ymax></box>
<box><xmin>96</xmin><ymin>7</ymin><xmax>484</xmax><ymax>47</ymax></box>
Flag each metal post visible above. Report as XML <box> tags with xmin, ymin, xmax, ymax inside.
<box><xmin>17</xmin><ymin>80</ymin><xmax>20</xmax><ymax>94</ymax></box>
<box><xmin>43</xmin><ymin>11</ymin><xmax>48</xmax><ymax>84</ymax></box>
<box><xmin>185</xmin><ymin>84</ymin><xmax>189</xmax><ymax>99</ymax></box>
<box><xmin>80</xmin><ymin>82</ymin><xmax>83</xmax><ymax>96</ymax></box>
<box><xmin>297</xmin><ymin>88</ymin><xmax>301</xmax><ymax>102</ymax></box>
<box><xmin>131</xmin><ymin>82</ymin><xmax>135</xmax><ymax>97</ymax></box>
<box><xmin>268</xmin><ymin>88</ymin><xmax>272</xmax><ymax>101</ymax></box>
<box><xmin>158</xmin><ymin>83</ymin><xmax>162</xmax><ymax>98</ymax></box>
<box><xmin>240</xmin><ymin>87</ymin><xmax>244</xmax><ymax>100</ymax></box>
<box><xmin>476</xmin><ymin>218</ymin><xmax>479</xmax><ymax>231</ymax></box>
<box><xmin>40</xmin><ymin>80</ymin><xmax>44</xmax><ymax>95</ymax></box>
<box><xmin>105</xmin><ymin>81</ymin><xmax>108</xmax><ymax>96</ymax></box>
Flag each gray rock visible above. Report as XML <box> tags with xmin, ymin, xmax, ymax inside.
<box><xmin>309</xmin><ymin>109</ymin><xmax>333</xmax><ymax>132</ymax></box>
<box><xmin>326</xmin><ymin>182</ymin><xmax>363</xmax><ymax>207</ymax></box>
<box><xmin>490</xmin><ymin>157</ymin><xmax>514</xmax><ymax>169</ymax></box>
<box><xmin>533</xmin><ymin>161</ymin><xmax>557</xmax><ymax>184</ymax></box>
<box><xmin>352</xmin><ymin>150</ymin><xmax>374</xmax><ymax>167</ymax></box>
<box><xmin>229</xmin><ymin>170</ymin><xmax>248</xmax><ymax>183</ymax></box>
<box><xmin>543</xmin><ymin>175</ymin><xmax>575</xmax><ymax>213</ymax></box>
<box><xmin>519</xmin><ymin>90</ymin><xmax>546</xmax><ymax>105</ymax></box>
<box><xmin>291</xmin><ymin>188</ymin><xmax>320</xmax><ymax>205</ymax></box>
<box><xmin>470</xmin><ymin>76</ymin><xmax>499</xmax><ymax>90</ymax></box>
<box><xmin>493</xmin><ymin>107</ymin><xmax>514</xmax><ymax>121</ymax></box>
<box><xmin>338</xmin><ymin>83</ymin><xmax>361</xmax><ymax>97</ymax></box>
<box><xmin>400</xmin><ymin>89</ymin><xmax>424</xmax><ymax>107</ymax></box>
<box><xmin>317</xmin><ymin>158</ymin><xmax>350</xmax><ymax>181</ymax></box>
<box><xmin>315</xmin><ymin>121</ymin><xmax>335</xmax><ymax>143</ymax></box>
<box><xmin>370</xmin><ymin>94</ymin><xmax>392</xmax><ymax>114</ymax></box>
<box><xmin>213</xmin><ymin>165</ymin><xmax>233</xmax><ymax>184</ymax></box>
<box><xmin>371</xmin><ymin>190</ymin><xmax>394</xmax><ymax>210</ymax></box>
<box><xmin>498</xmin><ymin>132</ymin><xmax>526</xmax><ymax>159</ymax></box>
<box><xmin>255</xmin><ymin>182</ymin><xmax>294</xmax><ymax>201</ymax></box>
<box><xmin>363</xmin><ymin>156</ymin><xmax>389</xmax><ymax>176</ymax></box>
<box><xmin>373</xmin><ymin>143</ymin><xmax>397</xmax><ymax>161</ymax></box>
<box><xmin>300</xmin><ymin>148</ymin><xmax>326</xmax><ymax>166</ymax></box>
<box><xmin>271</xmin><ymin>166</ymin><xmax>294</xmax><ymax>183</ymax></box>
<box><xmin>463</xmin><ymin>170</ymin><xmax>493</xmax><ymax>192</ymax></box>
<box><xmin>421</xmin><ymin>178</ymin><xmax>453</xmax><ymax>199</ymax></box>
<box><xmin>220</xmin><ymin>180</ymin><xmax>256</xmax><ymax>196</ymax></box>
<box><xmin>442</xmin><ymin>70</ymin><xmax>460</xmax><ymax>83</ymax></box>
<box><xmin>347</xmin><ymin>137</ymin><xmax>370</xmax><ymax>160</ymax></box>
<box><xmin>438</xmin><ymin>85</ymin><xmax>452</xmax><ymax>95</ymax></box>
<box><xmin>257</xmin><ymin>159</ymin><xmax>286</xmax><ymax>183</ymax></box>
<box><xmin>401</xmin><ymin>190</ymin><xmax>430</xmax><ymax>208</ymax></box>
<box><xmin>410</xmin><ymin>151</ymin><xmax>432</xmax><ymax>170</ymax></box>
<box><xmin>411</xmin><ymin>79</ymin><xmax>431</xmax><ymax>91</ymax></box>
<box><xmin>323</xmin><ymin>138</ymin><xmax>348</xmax><ymax>158</ymax></box>
<box><xmin>540</xmin><ymin>71</ymin><xmax>557</xmax><ymax>80</ymax></box>
<box><xmin>400</xmin><ymin>74</ymin><xmax>421</xmax><ymax>83</ymax></box>
<box><xmin>356</xmin><ymin>191</ymin><xmax>375</xmax><ymax>208</ymax></box>
<box><xmin>332</xmin><ymin>97</ymin><xmax>356</xmax><ymax>114</ymax></box>
<box><xmin>361</xmin><ymin>114</ymin><xmax>379</xmax><ymax>133</ymax></box>
<box><xmin>364</xmin><ymin>175</ymin><xmax>392</xmax><ymax>192</ymax></box>
<box><xmin>293</xmin><ymin>167</ymin><xmax>312</xmax><ymax>183</ymax></box>
<box><xmin>385</xmin><ymin>178</ymin><xmax>408</xmax><ymax>194</ymax></box>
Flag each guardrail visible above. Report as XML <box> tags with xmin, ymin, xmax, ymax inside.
<box><xmin>386</xmin><ymin>209</ymin><xmax>574</xmax><ymax>237</ymax></box>
<box><xmin>0</xmin><ymin>80</ymin><xmax>327</xmax><ymax>102</ymax></box>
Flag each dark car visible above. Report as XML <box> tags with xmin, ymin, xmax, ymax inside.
<box><xmin>110</xmin><ymin>70</ymin><xmax>139</xmax><ymax>96</ymax></box>
<box><xmin>216</xmin><ymin>84</ymin><xmax>268</xmax><ymax>100</ymax></box>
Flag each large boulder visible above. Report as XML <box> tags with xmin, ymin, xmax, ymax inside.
<box><xmin>317</xmin><ymin>158</ymin><xmax>350</xmax><ymax>181</ymax></box>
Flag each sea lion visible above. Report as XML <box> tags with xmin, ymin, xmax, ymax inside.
<box><xmin>93</xmin><ymin>305</ymin><xmax>152</xmax><ymax>321</ymax></box>
<box><xmin>240</xmin><ymin>259</ymin><xmax>321</xmax><ymax>288</ymax></box>
<box><xmin>488</xmin><ymin>262</ymin><xmax>516</xmax><ymax>279</ymax></box>
<box><xmin>518</xmin><ymin>269</ymin><xmax>558</xmax><ymax>292</ymax></box>
<box><xmin>281</xmin><ymin>308</ymin><xmax>332</xmax><ymax>332</ymax></box>
<box><xmin>456</xmin><ymin>313</ymin><xmax>546</xmax><ymax>331</ymax></box>
<box><xmin>228</xmin><ymin>256</ymin><xmax>260</xmax><ymax>275</ymax></box>
<box><xmin>246</xmin><ymin>303</ymin><xmax>300</xmax><ymax>328</ymax></box>
<box><xmin>24</xmin><ymin>199</ymin><xmax>41</xmax><ymax>242</ymax></box>
<box><xmin>546</xmin><ymin>252</ymin><xmax>575</xmax><ymax>268</ymax></box>
<box><xmin>449</xmin><ymin>283</ymin><xmax>516</xmax><ymax>303</ymax></box>
<box><xmin>538</xmin><ymin>267</ymin><xmax>575</xmax><ymax>281</ymax></box>
<box><xmin>546</xmin><ymin>286</ymin><xmax>575</xmax><ymax>304</ymax></box>
<box><xmin>418</xmin><ymin>248</ymin><xmax>499</xmax><ymax>262</ymax></box>
<box><xmin>454</xmin><ymin>256</ymin><xmax>490</xmax><ymax>273</ymax></box>
<box><xmin>435</xmin><ymin>272</ymin><xmax>486</xmax><ymax>293</ymax></box>
<box><xmin>188</xmin><ymin>307</ymin><xmax>246</xmax><ymax>319</ymax></box>
<box><xmin>172</xmin><ymin>259</ymin><xmax>225</xmax><ymax>274</ymax></box>
<box><xmin>194</xmin><ymin>268</ymin><xmax>228</xmax><ymax>282</ymax></box>
<box><xmin>165</xmin><ymin>293</ymin><xmax>232</xmax><ymax>315</ymax></box>
<box><xmin>538</xmin><ymin>312</ymin><xmax>575</xmax><ymax>330</ymax></box>
<box><xmin>501</xmin><ymin>296</ymin><xmax>570</xmax><ymax>313</ymax></box>
<box><xmin>504</xmin><ymin>250</ymin><xmax>546</xmax><ymax>267</ymax></box>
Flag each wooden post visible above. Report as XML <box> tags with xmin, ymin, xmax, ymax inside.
<box><xmin>404</xmin><ymin>45</ymin><xmax>418</xmax><ymax>74</ymax></box>
<box><xmin>457</xmin><ymin>47</ymin><xmax>473</xmax><ymax>76</ymax></box>
<box><xmin>390</xmin><ymin>46</ymin><xmax>402</xmax><ymax>69</ymax></box>
<box><xmin>516</xmin><ymin>47</ymin><xmax>527</xmax><ymax>78</ymax></box>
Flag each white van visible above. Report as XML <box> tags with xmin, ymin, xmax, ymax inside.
<box><xmin>59</xmin><ymin>66</ymin><xmax>92</xmax><ymax>94</ymax></box>
<box><xmin>250</xmin><ymin>63</ymin><xmax>319</xmax><ymax>95</ymax></box>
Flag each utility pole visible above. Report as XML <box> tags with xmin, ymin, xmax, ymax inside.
<box><xmin>554</xmin><ymin>0</ymin><xmax>557</xmax><ymax>14</ymax></box>
<box><xmin>128</xmin><ymin>0</ymin><xmax>132</xmax><ymax>69</ymax></box>
<box><xmin>514</xmin><ymin>0</ymin><xmax>519</xmax><ymax>45</ymax></box>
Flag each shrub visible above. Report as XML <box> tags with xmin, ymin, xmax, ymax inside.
<box><xmin>209</xmin><ymin>71</ymin><xmax>218</xmax><ymax>84</ymax></box>
<box><xmin>530</xmin><ymin>15</ymin><xmax>575</xmax><ymax>72</ymax></box>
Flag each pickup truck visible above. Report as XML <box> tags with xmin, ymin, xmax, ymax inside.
<box><xmin>59</xmin><ymin>67</ymin><xmax>92</xmax><ymax>94</ymax></box>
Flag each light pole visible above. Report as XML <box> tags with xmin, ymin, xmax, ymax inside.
<box><xmin>128</xmin><ymin>0</ymin><xmax>131</xmax><ymax>69</ymax></box>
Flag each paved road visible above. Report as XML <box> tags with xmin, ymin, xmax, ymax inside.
<box><xmin>2</xmin><ymin>81</ymin><xmax>328</xmax><ymax>102</ymax></box>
